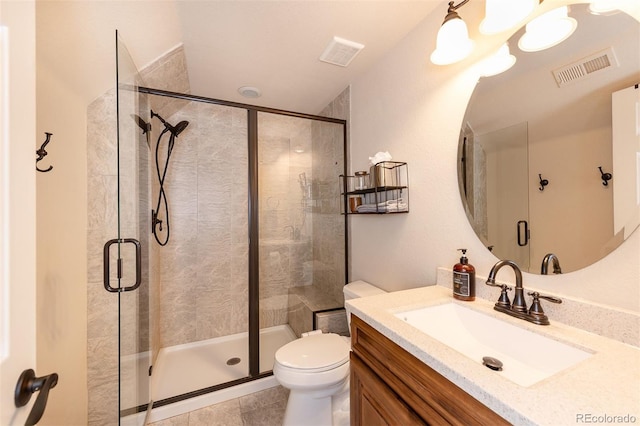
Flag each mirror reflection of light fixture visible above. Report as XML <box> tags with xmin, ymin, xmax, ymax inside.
<box><xmin>518</xmin><ymin>6</ymin><xmax>578</xmax><ymax>52</ymax></box>
<box><xmin>588</xmin><ymin>0</ymin><xmax>621</xmax><ymax>15</ymax></box>
<box><xmin>479</xmin><ymin>42</ymin><xmax>517</xmax><ymax>77</ymax></box>
<box><xmin>479</xmin><ymin>0</ymin><xmax>538</xmax><ymax>35</ymax></box>
<box><xmin>430</xmin><ymin>0</ymin><xmax>475</xmax><ymax>65</ymax></box>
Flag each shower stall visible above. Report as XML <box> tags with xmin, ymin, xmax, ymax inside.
<box><xmin>98</xmin><ymin>33</ymin><xmax>348</xmax><ymax>424</ymax></box>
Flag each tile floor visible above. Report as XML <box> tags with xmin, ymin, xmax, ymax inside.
<box><xmin>148</xmin><ymin>386</ymin><xmax>289</xmax><ymax>426</ymax></box>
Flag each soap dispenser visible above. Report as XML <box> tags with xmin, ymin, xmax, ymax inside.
<box><xmin>453</xmin><ymin>249</ymin><xmax>475</xmax><ymax>301</ymax></box>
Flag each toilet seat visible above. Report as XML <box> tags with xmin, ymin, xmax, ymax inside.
<box><xmin>275</xmin><ymin>333</ymin><xmax>350</xmax><ymax>372</ymax></box>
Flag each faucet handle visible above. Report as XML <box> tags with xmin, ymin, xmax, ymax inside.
<box><xmin>486</xmin><ymin>279</ymin><xmax>512</xmax><ymax>307</ymax></box>
<box><xmin>495</xmin><ymin>284</ymin><xmax>512</xmax><ymax>308</ymax></box>
<box><xmin>528</xmin><ymin>291</ymin><xmax>562</xmax><ymax>306</ymax></box>
<box><xmin>527</xmin><ymin>292</ymin><xmax>562</xmax><ymax>325</ymax></box>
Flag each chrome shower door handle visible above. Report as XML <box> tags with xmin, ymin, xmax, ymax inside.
<box><xmin>103</xmin><ymin>238</ymin><xmax>142</xmax><ymax>292</ymax></box>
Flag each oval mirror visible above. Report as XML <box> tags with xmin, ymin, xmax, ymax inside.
<box><xmin>458</xmin><ymin>3</ymin><xmax>640</xmax><ymax>275</ymax></box>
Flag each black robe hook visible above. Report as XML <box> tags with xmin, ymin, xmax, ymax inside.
<box><xmin>36</xmin><ymin>132</ymin><xmax>53</xmax><ymax>173</ymax></box>
<box><xmin>538</xmin><ymin>174</ymin><xmax>549</xmax><ymax>191</ymax></box>
<box><xmin>598</xmin><ymin>166</ymin><xmax>612</xmax><ymax>186</ymax></box>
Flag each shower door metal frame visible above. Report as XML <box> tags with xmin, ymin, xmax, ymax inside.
<box><xmin>136</xmin><ymin>86</ymin><xmax>349</xmax><ymax>409</ymax></box>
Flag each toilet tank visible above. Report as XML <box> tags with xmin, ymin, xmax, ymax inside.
<box><xmin>343</xmin><ymin>280</ymin><xmax>386</xmax><ymax>332</ymax></box>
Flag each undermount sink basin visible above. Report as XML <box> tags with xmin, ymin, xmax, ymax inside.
<box><xmin>394</xmin><ymin>303</ymin><xmax>593</xmax><ymax>387</ymax></box>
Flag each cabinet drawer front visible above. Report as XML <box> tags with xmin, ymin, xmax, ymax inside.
<box><xmin>351</xmin><ymin>315</ymin><xmax>510</xmax><ymax>426</ymax></box>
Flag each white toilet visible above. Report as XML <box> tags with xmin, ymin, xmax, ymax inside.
<box><xmin>273</xmin><ymin>280</ymin><xmax>386</xmax><ymax>426</ymax></box>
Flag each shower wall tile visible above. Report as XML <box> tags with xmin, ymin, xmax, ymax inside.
<box><xmin>311</xmin><ymin>87</ymin><xmax>348</xmax><ymax>305</ymax></box>
<box><xmin>165</xmin><ymin>149</ymin><xmax>198</xmax><ymax>217</ymax></box>
<box><xmin>87</xmin><ymin>87</ymin><xmax>120</xmax><ymax>426</ymax></box>
<box><xmin>287</xmin><ymin>294</ymin><xmax>313</xmax><ymax>337</ymax></box>
<box><xmin>87</xmin><ymin>381</ymin><xmax>118</xmax><ymax>426</ymax></box>
<box><xmin>87</xmin><ymin>282</ymin><xmax>119</xmax><ymax>340</ymax></box>
<box><xmin>87</xmin><ymin>90</ymin><xmax>118</xmax><ymax>177</ymax></box>
<box><xmin>87</xmin><ymin>175</ymin><xmax>118</xmax><ymax>231</ymax></box>
<box><xmin>86</xmin><ymin>334</ymin><xmax>119</xmax><ymax>385</ymax></box>
<box><xmin>260</xmin><ymin>294</ymin><xmax>289</xmax><ymax>328</ymax></box>
<box><xmin>140</xmin><ymin>44</ymin><xmax>191</xmax><ymax>119</ymax></box>
<box><xmin>315</xmin><ymin>309</ymin><xmax>348</xmax><ymax>336</ymax></box>
<box><xmin>153</xmin><ymin>99</ymin><xmax>251</xmax><ymax>346</ymax></box>
<box><xmin>159</xmin><ymin>285</ymin><xmax>197</xmax><ymax>347</ymax></box>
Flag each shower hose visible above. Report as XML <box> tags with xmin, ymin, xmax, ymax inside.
<box><xmin>152</xmin><ymin>126</ymin><xmax>177</xmax><ymax>246</ymax></box>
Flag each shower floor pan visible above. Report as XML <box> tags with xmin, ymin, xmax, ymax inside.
<box><xmin>151</xmin><ymin>324</ymin><xmax>296</xmax><ymax>403</ymax></box>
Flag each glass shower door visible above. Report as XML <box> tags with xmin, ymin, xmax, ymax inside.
<box><xmin>112</xmin><ymin>30</ymin><xmax>152</xmax><ymax>419</ymax></box>
<box><xmin>257</xmin><ymin>111</ymin><xmax>346</xmax><ymax>369</ymax></box>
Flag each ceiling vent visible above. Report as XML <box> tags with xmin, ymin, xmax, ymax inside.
<box><xmin>552</xmin><ymin>47</ymin><xmax>619</xmax><ymax>87</ymax></box>
<box><xmin>319</xmin><ymin>36</ymin><xmax>365</xmax><ymax>67</ymax></box>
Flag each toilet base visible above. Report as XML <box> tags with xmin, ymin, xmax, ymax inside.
<box><xmin>282</xmin><ymin>377</ymin><xmax>349</xmax><ymax>426</ymax></box>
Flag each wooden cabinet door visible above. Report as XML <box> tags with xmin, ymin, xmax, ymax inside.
<box><xmin>351</xmin><ymin>352</ymin><xmax>426</xmax><ymax>426</ymax></box>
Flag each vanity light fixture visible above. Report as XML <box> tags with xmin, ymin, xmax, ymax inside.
<box><xmin>518</xmin><ymin>6</ymin><xmax>577</xmax><ymax>52</ymax></box>
<box><xmin>479</xmin><ymin>42</ymin><xmax>516</xmax><ymax>77</ymax></box>
<box><xmin>430</xmin><ymin>0</ymin><xmax>475</xmax><ymax>65</ymax></box>
<box><xmin>479</xmin><ymin>0</ymin><xmax>538</xmax><ymax>35</ymax></box>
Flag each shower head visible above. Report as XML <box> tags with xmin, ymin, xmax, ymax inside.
<box><xmin>150</xmin><ymin>110</ymin><xmax>189</xmax><ymax>138</ymax></box>
<box><xmin>172</xmin><ymin>121</ymin><xmax>189</xmax><ymax>137</ymax></box>
<box><xmin>132</xmin><ymin>114</ymin><xmax>151</xmax><ymax>134</ymax></box>
<box><xmin>132</xmin><ymin>114</ymin><xmax>151</xmax><ymax>148</ymax></box>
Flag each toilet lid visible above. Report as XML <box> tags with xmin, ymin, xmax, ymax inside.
<box><xmin>275</xmin><ymin>333</ymin><xmax>350</xmax><ymax>371</ymax></box>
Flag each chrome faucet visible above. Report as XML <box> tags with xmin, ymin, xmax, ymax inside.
<box><xmin>541</xmin><ymin>253</ymin><xmax>562</xmax><ymax>274</ymax></box>
<box><xmin>486</xmin><ymin>259</ymin><xmax>562</xmax><ymax>325</ymax></box>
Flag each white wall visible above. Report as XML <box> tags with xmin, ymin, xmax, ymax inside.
<box><xmin>0</xmin><ymin>2</ymin><xmax>36</xmax><ymax>425</ymax></box>
<box><xmin>349</xmin><ymin>0</ymin><xmax>640</xmax><ymax>312</ymax></box>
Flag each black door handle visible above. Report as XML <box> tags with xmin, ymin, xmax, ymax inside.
<box><xmin>517</xmin><ymin>220</ymin><xmax>530</xmax><ymax>247</ymax></box>
<box><xmin>103</xmin><ymin>238</ymin><xmax>142</xmax><ymax>292</ymax></box>
<box><xmin>14</xmin><ymin>369</ymin><xmax>58</xmax><ymax>426</ymax></box>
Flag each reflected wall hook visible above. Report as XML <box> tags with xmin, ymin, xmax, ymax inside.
<box><xmin>538</xmin><ymin>174</ymin><xmax>549</xmax><ymax>191</ymax></box>
<box><xmin>36</xmin><ymin>132</ymin><xmax>53</xmax><ymax>173</ymax></box>
<box><xmin>598</xmin><ymin>166</ymin><xmax>612</xmax><ymax>186</ymax></box>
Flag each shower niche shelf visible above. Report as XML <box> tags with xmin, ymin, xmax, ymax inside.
<box><xmin>340</xmin><ymin>161</ymin><xmax>409</xmax><ymax>215</ymax></box>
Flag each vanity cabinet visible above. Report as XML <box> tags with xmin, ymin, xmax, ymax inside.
<box><xmin>350</xmin><ymin>315</ymin><xmax>509</xmax><ymax>426</ymax></box>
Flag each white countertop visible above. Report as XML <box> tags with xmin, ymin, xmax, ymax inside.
<box><xmin>346</xmin><ymin>285</ymin><xmax>640</xmax><ymax>426</ymax></box>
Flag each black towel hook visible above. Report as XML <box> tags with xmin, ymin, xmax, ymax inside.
<box><xmin>538</xmin><ymin>174</ymin><xmax>549</xmax><ymax>191</ymax></box>
<box><xmin>36</xmin><ymin>132</ymin><xmax>53</xmax><ymax>173</ymax></box>
<box><xmin>598</xmin><ymin>166</ymin><xmax>612</xmax><ymax>186</ymax></box>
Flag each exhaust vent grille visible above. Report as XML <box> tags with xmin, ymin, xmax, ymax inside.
<box><xmin>319</xmin><ymin>36</ymin><xmax>364</xmax><ymax>67</ymax></box>
<box><xmin>552</xmin><ymin>47</ymin><xmax>618</xmax><ymax>87</ymax></box>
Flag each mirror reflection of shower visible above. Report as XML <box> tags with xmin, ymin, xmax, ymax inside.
<box><xmin>150</xmin><ymin>109</ymin><xmax>190</xmax><ymax>246</ymax></box>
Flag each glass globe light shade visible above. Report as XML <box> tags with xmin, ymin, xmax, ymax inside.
<box><xmin>430</xmin><ymin>17</ymin><xmax>475</xmax><ymax>65</ymax></box>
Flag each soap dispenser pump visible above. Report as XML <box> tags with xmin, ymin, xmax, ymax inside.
<box><xmin>453</xmin><ymin>248</ymin><xmax>476</xmax><ymax>301</ymax></box>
